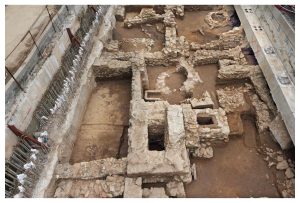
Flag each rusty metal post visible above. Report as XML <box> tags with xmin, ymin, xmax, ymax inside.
<box><xmin>28</xmin><ymin>31</ymin><xmax>42</xmax><ymax>57</ymax></box>
<box><xmin>46</xmin><ymin>5</ymin><xmax>57</xmax><ymax>32</ymax></box>
<box><xmin>5</xmin><ymin>67</ymin><xmax>26</xmax><ymax>93</ymax></box>
<box><xmin>66</xmin><ymin>28</ymin><xmax>81</xmax><ymax>46</ymax></box>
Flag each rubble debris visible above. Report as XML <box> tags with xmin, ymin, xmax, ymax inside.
<box><xmin>216</xmin><ymin>85</ymin><xmax>250</xmax><ymax>113</ymax></box>
<box><xmin>285</xmin><ymin>168</ymin><xmax>294</xmax><ymax>179</ymax></box>
<box><xmin>276</xmin><ymin>160</ymin><xmax>289</xmax><ymax>170</ymax></box>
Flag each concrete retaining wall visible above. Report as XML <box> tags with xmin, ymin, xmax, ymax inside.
<box><xmin>235</xmin><ymin>5</ymin><xmax>294</xmax><ymax>144</ymax></box>
<box><xmin>254</xmin><ymin>5</ymin><xmax>294</xmax><ymax>84</ymax></box>
<box><xmin>32</xmin><ymin>6</ymin><xmax>116</xmax><ymax>197</ymax></box>
<box><xmin>5</xmin><ymin>6</ymin><xmax>83</xmax><ymax>160</ymax></box>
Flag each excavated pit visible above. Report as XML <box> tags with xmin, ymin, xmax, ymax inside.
<box><xmin>66</xmin><ymin>6</ymin><xmax>293</xmax><ymax>197</ymax></box>
<box><xmin>147</xmin><ymin>66</ymin><xmax>187</xmax><ymax>104</ymax></box>
<box><xmin>7</xmin><ymin>5</ymin><xmax>294</xmax><ymax>198</ymax></box>
<box><xmin>69</xmin><ymin>79</ymin><xmax>131</xmax><ymax>164</ymax></box>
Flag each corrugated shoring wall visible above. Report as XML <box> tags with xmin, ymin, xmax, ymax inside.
<box><xmin>5</xmin><ymin>5</ymin><xmax>109</xmax><ymax>198</ymax></box>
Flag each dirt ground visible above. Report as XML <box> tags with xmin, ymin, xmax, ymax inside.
<box><xmin>113</xmin><ymin>12</ymin><xmax>164</xmax><ymax>52</ymax></box>
<box><xmin>69</xmin><ymin>79</ymin><xmax>131</xmax><ymax>164</ymax></box>
<box><xmin>70</xmin><ymin>6</ymin><xmax>292</xmax><ymax>197</ymax></box>
<box><xmin>176</xmin><ymin>11</ymin><xmax>232</xmax><ymax>44</ymax></box>
<box><xmin>146</xmin><ymin>64</ymin><xmax>219</xmax><ymax>106</ymax></box>
<box><xmin>185</xmin><ymin>135</ymin><xmax>281</xmax><ymax>197</ymax></box>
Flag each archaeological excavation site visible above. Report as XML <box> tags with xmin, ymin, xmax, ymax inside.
<box><xmin>5</xmin><ymin>5</ymin><xmax>295</xmax><ymax>198</ymax></box>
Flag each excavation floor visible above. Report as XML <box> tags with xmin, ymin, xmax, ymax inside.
<box><xmin>185</xmin><ymin>117</ymin><xmax>281</xmax><ymax>198</ymax></box>
<box><xmin>69</xmin><ymin>79</ymin><xmax>131</xmax><ymax>164</ymax></box>
<box><xmin>146</xmin><ymin>64</ymin><xmax>219</xmax><ymax>106</ymax></box>
<box><xmin>176</xmin><ymin>11</ymin><xmax>232</xmax><ymax>44</ymax></box>
<box><xmin>113</xmin><ymin>16</ymin><xmax>164</xmax><ymax>52</ymax></box>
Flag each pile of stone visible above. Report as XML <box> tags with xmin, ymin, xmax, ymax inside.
<box><xmin>216</xmin><ymin>85</ymin><xmax>251</xmax><ymax>113</ymax></box>
<box><xmin>261</xmin><ymin>147</ymin><xmax>295</xmax><ymax>197</ymax></box>
<box><xmin>123</xmin><ymin>177</ymin><xmax>143</xmax><ymax>198</ymax></box>
<box><xmin>184</xmin><ymin>5</ymin><xmax>220</xmax><ymax>11</ymax></box>
<box><xmin>247</xmin><ymin>92</ymin><xmax>271</xmax><ymax>133</ymax></box>
<box><xmin>124</xmin><ymin>8</ymin><xmax>164</xmax><ymax>28</ymax></box>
